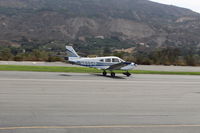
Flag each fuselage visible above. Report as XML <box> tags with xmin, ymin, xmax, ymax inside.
<box><xmin>68</xmin><ymin>56</ymin><xmax>135</xmax><ymax>70</ymax></box>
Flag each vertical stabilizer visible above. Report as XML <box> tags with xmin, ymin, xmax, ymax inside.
<box><xmin>66</xmin><ymin>46</ymin><xmax>80</xmax><ymax>58</ymax></box>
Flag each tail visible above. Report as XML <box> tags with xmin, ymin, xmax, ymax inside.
<box><xmin>66</xmin><ymin>46</ymin><xmax>80</xmax><ymax>57</ymax></box>
<box><xmin>65</xmin><ymin>46</ymin><xmax>80</xmax><ymax>62</ymax></box>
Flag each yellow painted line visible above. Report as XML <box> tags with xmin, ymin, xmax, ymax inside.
<box><xmin>0</xmin><ymin>78</ymin><xmax>199</xmax><ymax>84</ymax></box>
<box><xmin>1</xmin><ymin>125</ymin><xmax>200</xmax><ymax>130</ymax></box>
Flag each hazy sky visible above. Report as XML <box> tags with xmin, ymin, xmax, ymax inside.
<box><xmin>150</xmin><ymin>0</ymin><xmax>200</xmax><ymax>13</ymax></box>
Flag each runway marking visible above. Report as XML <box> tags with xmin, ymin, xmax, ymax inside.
<box><xmin>1</xmin><ymin>124</ymin><xmax>200</xmax><ymax>130</ymax></box>
<box><xmin>0</xmin><ymin>78</ymin><xmax>199</xmax><ymax>84</ymax></box>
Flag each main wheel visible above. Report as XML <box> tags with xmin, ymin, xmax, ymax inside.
<box><xmin>103</xmin><ymin>71</ymin><xmax>107</xmax><ymax>76</ymax></box>
<box><xmin>111</xmin><ymin>72</ymin><xmax>115</xmax><ymax>77</ymax></box>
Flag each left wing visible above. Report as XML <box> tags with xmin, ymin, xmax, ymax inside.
<box><xmin>107</xmin><ymin>62</ymin><xmax>131</xmax><ymax>70</ymax></box>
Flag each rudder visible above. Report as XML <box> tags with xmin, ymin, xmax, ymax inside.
<box><xmin>66</xmin><ymin>46</ymin><xmax>80</xmax><ymax>58</ymax></box>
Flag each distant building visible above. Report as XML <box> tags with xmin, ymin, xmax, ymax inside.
<box><xmin>95</xmin><ymin>36</ymin><xmax>105</xmax><ymax>39</ymax></box>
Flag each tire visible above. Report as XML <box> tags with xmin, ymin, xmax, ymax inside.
<box><xmin>126</xmin><ymin>73</ymin><xmax>131</xmax><ymax>77</ymax></box>
<box><xmin>103</xmin><ymin>71</ymin><xmax>107</xmax><ymax>76</ymax></box>
<box><xmin>123</xmin><ymin>72</ymin><xmax>131</xmax><ymax>77</ymax></box>
<box><xmin>111</xmin><ymin>72</ymin><xmax>115</xmax><ymax>77</ymax></box>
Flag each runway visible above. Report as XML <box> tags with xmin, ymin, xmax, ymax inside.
<box><xmin>1</xmin><ymin>61</ymin><xmax>200</xmax><ymax>72</ymax></box>
<box><xmin>0</xmin><ymin>71</ymin><xmax>200</xmax><ymax>133</ymax></box>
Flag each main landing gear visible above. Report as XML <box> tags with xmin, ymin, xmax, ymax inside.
<box><xmin>102</xmin><ymin>70</ymin><xmax>115</xmax><ymax>77</ymax></box>
<box><xmin>102</xmin><ymin>71</ymin><xmax>131</xmax><ymax>77</ymax></box>
<box><xmin>103</xmin><ymin>71</ymin><xmax>107</xmax><ymax>76</ymax></box>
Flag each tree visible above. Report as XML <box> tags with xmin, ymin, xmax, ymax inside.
<box><xmin>184</xmin><ymin>55</ymin><xmax>196</xmax><ymax>66</ymax></box>
<box><xmin>103</xmin><ymin>47</ymin><xmax>111</xmax><ymax>56</ymax></box>
<box><xmin>0</xmin><ymin>48</ymin><xmax>13</xmax><ymax>61</ymax></box>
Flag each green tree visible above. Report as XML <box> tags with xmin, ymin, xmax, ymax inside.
<box><xmin>184</xmin><ymin>55</ymin><xmax>196</xmax><ymax>66</ymax></box>
<box><xmin>0</xmin><ymin>48</ymin><xmax>13</xmax><ymax>61</ymax></box>
<box><xmin>23</xmin><ymin>50</ymin><xmax>49</xmax><ymax>61</ymax></box>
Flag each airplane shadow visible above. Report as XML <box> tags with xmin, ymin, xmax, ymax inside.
<box><xmin>59</xmin><ymin>74</ymin><xmax>72</xmax><ymax>77</ymax></box>
<box><xmin>91</xmin><ymin>74</ymin><xmax>126</xmax><ymax>79</ymax></box>
<box><xmin>59</xmin><ymin>73</ymin><xmax>127</xmax><ymax>79</ymax></box>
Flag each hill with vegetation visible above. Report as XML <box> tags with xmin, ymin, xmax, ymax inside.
<box><xmin>0</xmin><ymin>0</ymin><xmax>200</xmax><ymax>65</ymax></box>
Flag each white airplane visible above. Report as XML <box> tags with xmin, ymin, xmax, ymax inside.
<box><xmin>65</xmin><ymin>46</ymin><xmax>136</xmax><ymax>77</ymax></box>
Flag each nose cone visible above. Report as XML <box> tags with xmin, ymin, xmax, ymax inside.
<box><xmin>121</xmin><ymin>62</ymin><xmax>136</xmax><ymax>70</ymax></box>
<box><xmin>131</xmin><ymin>62</ymin><xmax>137</xmax><ymax>66</ymax></box>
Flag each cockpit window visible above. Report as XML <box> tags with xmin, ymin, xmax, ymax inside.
<box><xmin>120</xmin><ymin>59</ymin><xmax>125</xmax><ymax>62</ymax></box>
<box><xmin>105</xmin><ymin>58</ymin><xmax>111</xmax><ymax>62</ymax></box>
<box><xmin>112</xmin><ymin>58</ymin><xmax>120</xmax><ymax>63</ymax></box>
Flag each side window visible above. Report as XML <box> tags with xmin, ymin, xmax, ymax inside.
<box><xmin>112</xmin><ymin>58</ymin><xmax>120</xmax><ymax>63</ymax></box>
<box><xmin>105</xmin><ymin>58</ymin><xmax>111</xmax><ymax>62</ymax></box>
<box><xmin>100</xmin><ymin>59</ymin><xmax>104</xmax><ymax>62</ymax></box>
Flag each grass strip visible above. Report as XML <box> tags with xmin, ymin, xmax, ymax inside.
<box><xmin>0</xmin><ymin>65</ymin><xmax>200</xmax><ymax>75</ymax></box>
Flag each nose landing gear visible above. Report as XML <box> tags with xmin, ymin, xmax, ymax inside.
<box><xmin>111</xmin><ymin>72</ymin><xmax>116</xmax><ymax>77</ymax></box>
<box><xmin>123</xmin><ymin>71</ymin><xmax>131</xmax><ymax>77</ymax></box>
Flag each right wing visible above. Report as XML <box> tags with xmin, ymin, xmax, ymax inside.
<box><xmin>107</xmin><ymin>62</ymin><xmax>131</xmax><ymax>70</ymax></box>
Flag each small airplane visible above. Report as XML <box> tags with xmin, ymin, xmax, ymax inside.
<box><xmin>65</xmin><ymin>46</ymin><xmax>136</xmax><ymax>77</ymax></box>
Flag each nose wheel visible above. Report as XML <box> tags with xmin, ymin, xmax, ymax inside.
<box><xmin>111</xmin><ymin>72</ymin><xmax>116</xmax><ymax>77</ymax></box>
<box><xmin>123</xmin><ymin>71</ymin><xmax>131</xmax><ymax>77</ymax></box>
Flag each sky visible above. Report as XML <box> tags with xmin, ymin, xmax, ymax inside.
<box><xmin>150</xmin><ymin>0</ymin><xmax>200</xmax><ymax>13</ymax></box>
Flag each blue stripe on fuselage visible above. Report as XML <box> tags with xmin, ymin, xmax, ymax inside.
<box><xmin>77</xmin><ymin>62</ymin><xmax>131</xmax><ymax>67</ymax></box>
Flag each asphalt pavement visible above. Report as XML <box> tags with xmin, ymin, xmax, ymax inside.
<box><xmin>1</xmin><ymin>61</ymin><xmax>200</xmax><ymax>72</ymax></box>
<box><xmin>0</xmin><ymin>71</ymin><xmax>200</xmax><ymax>133</ymax></box>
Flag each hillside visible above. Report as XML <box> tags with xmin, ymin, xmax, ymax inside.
<box><xmin>0</xmin><ymin>0</ymin><xmax>200</xmax><ymax>63</ymax></box>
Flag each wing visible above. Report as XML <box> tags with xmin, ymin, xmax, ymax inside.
<box><xmin>106</xmin><ymin>62</ymin><xmax>131</xmax><ymax>70</ymax></box>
